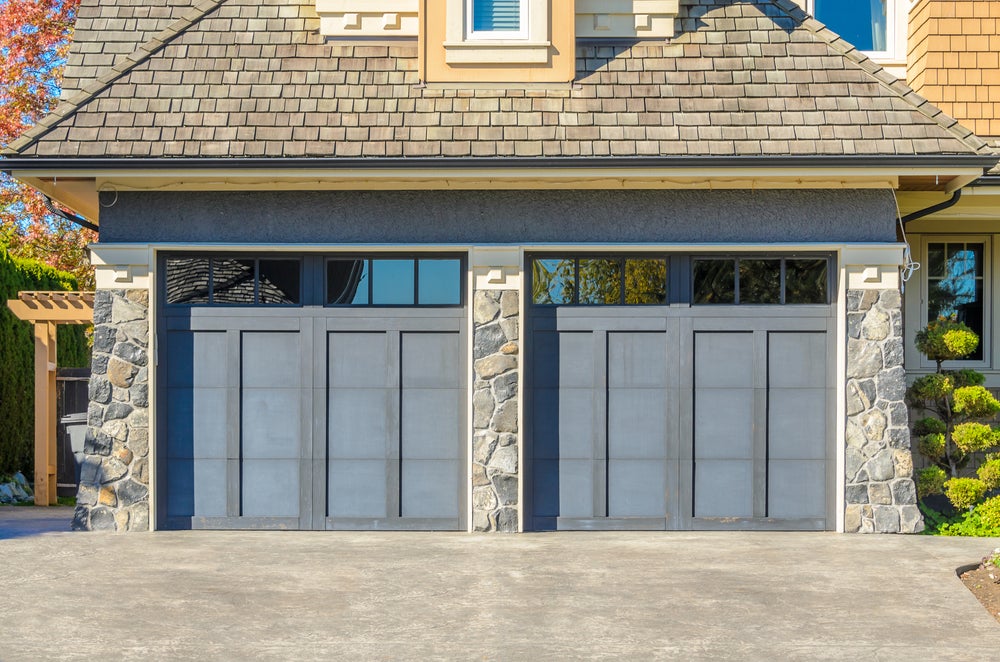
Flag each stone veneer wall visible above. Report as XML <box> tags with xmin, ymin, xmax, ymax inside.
<box><xmin>844</xmin><ymin>288</ymin><xmax>923</xmax><ymax>533</ymax></box>
<box><xmin>72</xmin><ymin>289</ymin><xmax>150</xmax><ymax>532</ymax></box>
<box><xmin>471</xmin><ymin>290</ymin><xmax>520</xmax><ymax>532</ymax></box>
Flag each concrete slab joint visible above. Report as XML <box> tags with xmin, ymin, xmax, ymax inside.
<box><xmin>73</xmin><ymin>288</ymin><xmax>151</xmax><ymax>532</ymax></box>
<box><xmin>844</xmin><ymin>287</ymin><xmax>923</xmax><ymax>534</ymax></box>
<box><xmin>472</xmin><ymin>290</ymin><xmax>520</xmax><ymax>532</ymax></box>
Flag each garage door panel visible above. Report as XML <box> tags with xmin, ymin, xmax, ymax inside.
<box><xmin>329</xmin><ymin>460</ymin><xmax>388</xmax><ymax>518</ymax></box>
<box><xmin>694</xmin><ymin>388</ymin><xmax>753</xmax><ymax>460</ymax></box>
<box><xmin>242</xmin><ymin>332</ymin><xmax>302</xmax><ymax>388</ymax></box>
<box><xmin>532</xmin><ymin>331</ymin><xmax>594</xmax><ymax>388</ymax></box>
<box><xmin>401</xmin><ymin>459</ymin><xmax>459</xmax><ymax>519</ymax></box>
<box><xmin>165</xmin><ymin>459</ymin><xmax>194</xmax><ymax>518</ymax></box>
<box><xmin>768</xmin><ymin>388</ymin><xmax>827</xmax><ymax>460</ymax></box>
<box><xmin>695</xmin><ymin>460</ymin><xmax>753</xmax><ymax>518</ymax></box>
<box><xmin>768</xmin><ymin>460</ymin><xmax>826</xmax><ymax>519</ymax></box>
<box><xmin>608</xmin><ymin>388</ymin><xmax>668</xmax><ymax>459</ymax></box>
<box><xmin>165</xmin><ymin>330</ymin><xmax>227</xmax><ymax>388</ymax></box>
<box><xmin>402</xmin><ymin>389</ymin><xmax>461</xmax><ymax>459</ymax></box>
<box><xmin>402</xmin><ymin>332</ymin><xmax>461</xmax><ymax>388</ymax></box>
<box><xmin>193</xmin><ymin>459</ymin><xmax>228</xmax><ymax>517</ymax></box>
<box><xmin>329</xmin><ymin>332</ymin><xmax>388</xmax><ymax>388</ymax></box>
<box><xmin>241</xmin><ymin>388</ymin><xmax>303</xmax><ymax>459</ymax></box>
<box><xmin>609</xmin><ymin>460</ymin><xmax>667</xmax><ymax>517</ymax></box>
<box><xmin>328</xmin><ymin>388</ymin><xmax>392</xmax><ymax>459</ymax></box>
<box><xmin>768</xmin><ymin>332</ymin><xmax>827</xmax><ymax>389</ymax></box>
<box><xmin>557</xmin><ymin>459</ymin><xmax>599</xmax><ymax>518</ymax></box>
<box><xmin>694</xmin><ymin>332</ymin><xmax>753</xmax><ymax>388</ymax></box>
<box><xmin>164</xmin><ymin>387</ymin><xmax>228</xmax><ymax>459</ymax></box>
<box><xmin>608</xmin><ymin>332</ymin><xmax>668</xmax><ymax>388</ymax></box>
<box><xmin>532</xmin><ymin>387</ymin><xmax>596</xmax><ymax>460</ymax></box>
<box><xmin>241</xmin><ymin>459</ymin><xmax>301</xmax><ymax>518</ymax></box>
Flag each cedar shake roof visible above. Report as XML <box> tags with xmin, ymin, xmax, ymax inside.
<box><xmin>2</xmin><ymin>0</ymin><xmax>992</xmax><ymax>160</ymax></box>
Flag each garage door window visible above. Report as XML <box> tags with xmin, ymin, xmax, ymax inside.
<box><xmin>326</xmin><ymin>257</ymin><xmax>463</xmax><ymax>306</ymax></box>
<box><xmin>165</xmin><ymin>256</ymin><xmax>301</xmax><ymax>306</ymax></box>
<box><xmin>532</xmin><ymin>256</ymin><xmax>668</xmax><ymax>305</ymax></box>
<box><xmin>693</xmin><ymin>257</ymin><xmax>829</xmax><ymax>305</ymax></box>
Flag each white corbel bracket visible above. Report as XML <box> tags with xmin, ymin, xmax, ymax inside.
<box><xmin>470</xmin><ymin>247</ymin><xmax>521</xmax><ymax>291</ymax></box>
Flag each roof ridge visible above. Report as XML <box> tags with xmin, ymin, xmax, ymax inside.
<box><xmin>1</xmin><ymin>0</ymin><xmax>228</xmax><ymax>156</ymax></box>
<box><xmin>766</xmin><ymin>0</ymin><xmax>990</xmax><ymax>156</ymax></box>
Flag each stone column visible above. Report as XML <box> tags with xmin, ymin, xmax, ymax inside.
<box><xmin>470</xmin><ymin>248</ymin><xmax>521</xmax><ymax>532</ymax></box>
<box><xmin>74</xmin><ymin>246</ymin><xmax>152</xmax><ymax>532</ymax></box>
<box><xmin>843</xmin><ymin>252</ymin><xmax>922</xmax><ymax>533</ymax></box>
<box><xmin>73</xmin><ymin>289</ymin><xmax>150</xmax><ymax>532</ymax></box>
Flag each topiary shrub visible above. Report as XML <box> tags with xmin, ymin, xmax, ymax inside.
<box><xmin>909</xmin><ymin>318</ymin><xmax>1000</xmax><ymax>519</ymax></box>
<box><xmin>0</xmin><ymin>246</ymin><xmax>89</xmax><ymax>476</ymax></box>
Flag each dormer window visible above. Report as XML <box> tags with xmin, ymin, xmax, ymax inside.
<box><xmin>814</xmin><ymin>0</ymin><xmax>888</xmax><ymax>52</ymax></box>
<box><xmin>470</xmin><ymin>0</ymin><xmax>528</xmax><ymax>38</ymax></box>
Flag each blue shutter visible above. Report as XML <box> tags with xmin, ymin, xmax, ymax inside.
<box><xmin>472</xmin><ymin>0</ymin><xmax>521</xmax><ymax>32</ymax></box>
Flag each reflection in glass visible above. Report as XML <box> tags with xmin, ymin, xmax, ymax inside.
<box><xmin>211</xmin><ymin>258</ymin><xmax>256</xmax><ymax>304</ymax></box>
<box><xmin>327</xmin><ymin>260</ymin><xmax>369</xmax><ymax>305</ymax></box>
<box><xmin>418</xmin><ymin>259</ymin><xmax>461</xmax><ymax>305</ymax></box>
<box><xmin>693</xmin><ymin>259</ymin><xmax>736</xmax><ymax>304</ymax></box>
<box><xmin>578</xmin><ymin>259</ymin><xmax>621</xmax><ymax>304</ymax></box>
<box><xmin>372</xmin><ymin>259</ymin><xmax>415</xmax><ymax>305</ymax></box>
<box><xmin>165</xmin><ymin>257</ymin><xmax>210</xmax><ymax>304</ymax></box>
<box><xmin>739</xmin><ymin>259</ymin><xmax>781</xmax><ymax>304</ymax></box>
<box><xmin>815</xmin><ymin>0</ymin><xmax>887</xmax><ymax>52</ymax></box>
<box><xmin>928</xmin><ymin>242</ymin><xmax>984</xmax><ymax>360</ymax></box>
<box><xmin>784</xmin><ymin>259</ymin><xmax>828</xmax><ymax>304</ymax></box>
<box><xmin>533</xmin><ymin>258</ymin><xmax>575</xmax><ymax>304</ymax></box>
<box><xmin>258</xmin><ymin>259</ymin><xmax>300</xmax><ymax>304</ymax></box>
<box><xmin>625</xmin><ymin>259</ymin><xmax>667</xmax><ymax>304</ymax></box>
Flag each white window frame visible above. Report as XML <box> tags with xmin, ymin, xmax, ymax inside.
<box><xmin>919</xmin><ymin>235</ymin><xmax>992</xmax><ymax>371</ymax></box>
<box><xmin>805</xmin><ymin>0</ymin><xmax>908</xmax><ymax>62</ymax></box>
<box><xmin>466</xmin><ymin>0</ymin><xmax>529</xmax><ymax>40</ymax></box>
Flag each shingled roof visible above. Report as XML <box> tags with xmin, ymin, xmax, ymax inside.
<box><xmin>2</xmin><ymin>0</ymin><xmax>992</xmax><ymax>160</ymax></box>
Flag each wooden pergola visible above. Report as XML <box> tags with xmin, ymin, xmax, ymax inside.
<box><xmin>6</xmin><ymin>292</ymin><xmax>94</xmax><ymax>505</ymax></box>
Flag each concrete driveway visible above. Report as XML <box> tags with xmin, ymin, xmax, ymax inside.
<box><xmin>1</xmin><ymin>507</ymin><xmax>997</xmax><ymax>660</ymax></box>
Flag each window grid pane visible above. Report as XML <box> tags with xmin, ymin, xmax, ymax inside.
<box><xmin>927</xmin><ymin>242</ymin><xmax>985</xmax><ymax>361</ymax></box>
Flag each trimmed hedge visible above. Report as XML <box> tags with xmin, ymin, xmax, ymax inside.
<box><xmin>0</xmin><ymin>247</ymin><xmax>89</xmax><ymax>477</ymax></box>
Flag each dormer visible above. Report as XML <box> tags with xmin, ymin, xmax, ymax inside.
<box><xmin>315</xmin><ymin>1</ymin><xmax>681</xmax><ymax>84</ymax></box>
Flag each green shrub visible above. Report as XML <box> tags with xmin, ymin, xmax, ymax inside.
<box><xmin>918</xmin><ymin>433</ymin><xmax>946</xmax><ymax>459</ymax></box>
<box><xmin>908</xmin><ymin>373</ymin><xmax>954</xmax><ymax>401</ymax></box>
<box><xmin>977</xmin><ymin>458</ymin><xmax>1000</xmax><ymax>490</ymax></box>
<box><xmin>0</xmin><ymin>247</ymin><xmax>89</xmax><ymax>476</ymax></box>
<box><xmin>913</xmin><ymin>417</ymin><xmax>947</xmax><ymax>437</ymax></box>
<box><xmin>910</xmin><ymin>320</ymin><xmax>1000</xmax><ymax>533</ymax></box>
<box><xmin>951</xmin><ymin>422</ymin><xmax>1000</xmax><ymax>454</ymax></box>
<box><xmin>953</xmin><ymin>385</ymin><xmax>1000</xmax><ymax>418</ymax></box>
<box><xmin>953</xmin><ymin>368</ymin><xmax>986</xmax><ymax>388</ymax></box>
<box><xmin>976</xmin><ymin>496</ymin><xmax>1000</xmax><ymax>529</ymax></box>
<box><xmin>944</xmin><ymin>477</ymin><xmax>988</xmax><ymax>511</ymax></box>
<box><xmin>916</xmin><ymin>318</ymin><xmax>979</xmax><ymax>366</ymax></box>
<box><xmin>917</xmin><ymin>466</ymin><xmax>948</xmax><ymax>498</ymax></box>
<box><xmin>921</xmin><ymin>500</ymin><xmax>1000</xmax><ymax>537</ymax></box>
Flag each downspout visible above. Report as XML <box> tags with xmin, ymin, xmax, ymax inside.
<box><xmin>41</xmin><ymin>194</ymin><xmax>99</xmax><ymax>233</ymax></box>
<box><xmin>899</xmin><ymin>189</ymin><xmax>962</xmax><ymax>225</ymax></box>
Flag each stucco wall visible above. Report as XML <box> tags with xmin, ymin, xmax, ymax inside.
<box><xmin>97</xmin><ymin>189</ymin><xmax>897</xmax><ymax>244</ymax></box>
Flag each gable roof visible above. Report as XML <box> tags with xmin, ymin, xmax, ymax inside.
<box><xmin>2</xmin><ymin>0</ymin><xmax>993</xmax><ymax>161</ymax></box>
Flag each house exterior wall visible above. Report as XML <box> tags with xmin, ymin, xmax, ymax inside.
<box><xmin>70</xmin><ymin>187</ymin><xmax>923</xmax><ymax>533</ymax></box>
<box><xmin>908</xmin><ymin>0</ymin><xmax>1000</xmax><ymax>140</ymax></box>
<box><xmin>95</xmin><ymin>189</ymin><xmax>899</xmax><ymax>244</ymax></box>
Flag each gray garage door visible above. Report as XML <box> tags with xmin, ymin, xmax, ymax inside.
<box><xmin>158</xmin><ymin>255</ymin><xmax>467</xmax><ymax>530</ymax></box>
<box><xmin>527</xmin><ymin>255</ymin><xmax>836</xmax><ymax>531</ymax></box>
